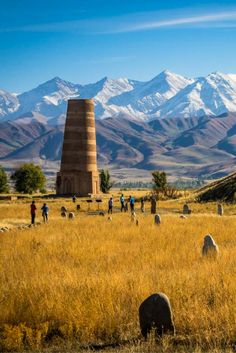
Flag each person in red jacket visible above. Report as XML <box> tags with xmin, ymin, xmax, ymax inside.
<box><xmin>30</xmin><ymin>201</ymin><xmax>37</xmax><ymax>225</ymax></box>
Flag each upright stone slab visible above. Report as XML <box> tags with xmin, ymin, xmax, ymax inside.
<box><xmin>202</xmin><ymin>234</ymin><xmax>219</xmax><ymax>257</ymax></box>
<box><xmin>154</xmin><ymin>214</ymin><xmax>161</xmax><ymax>225</ymax></box>
<box><xmin>56</xmin><ymin>99</ymin><xmax>100</xmax><ymax>196</ymax></box>
<box><xmin>183</xmin><ymin>203</ymin><xmax>190</xmax><ymax>215</ymax></box>
<box><xmin>151</xmin><ymin>197</ymin><xmax>157</xmax><ymax>214</ymax></box>
<box><xmin>217</xmin><ymin>203</ymin><xmax>223</xmax><ymax>216</ymax></box>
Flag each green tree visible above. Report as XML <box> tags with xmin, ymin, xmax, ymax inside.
<box><xmin>100</xmin><ymin>169</ymin><xmax>113</xmax><ymax>193</ymax></box>
<box><xmin>11</xmin><ymin>163</ymin><xmax>46</xmax><ymax>194</ymax></box>
<box><xmin>152</xmin><ymin>170</ymin><xmax>167</xmax><ymax>192</ymax></box>
<box><xmin>0</xmin><ymin>165</ymin><xmax>9</xmax><ymax>193</ymax></box>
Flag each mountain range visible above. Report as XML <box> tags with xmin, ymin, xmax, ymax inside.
<box><xmin>1</xmin><ymin>70</ymin><xmax>236</xmax><ymax>181</ymax></box>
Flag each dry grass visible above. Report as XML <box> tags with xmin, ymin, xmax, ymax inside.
<box><xmin>0</xmin><ymin>194</ymin><xmax>236</xmax><ymax>352</ymax></box>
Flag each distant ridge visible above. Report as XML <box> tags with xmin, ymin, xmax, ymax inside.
<box><xmin>1</xmin><ymin>112</ymin><xmax>236</xmax><ymax>180</ymax></box>
<box><xmin>197</xmin><ymin>171</ymin><xmax>236</xmax><ymax>202</ymax></box>
<box><xmin>1</xmin><ymin>70</ymin><xmax>236</xmax><ymax>180</ymax></box>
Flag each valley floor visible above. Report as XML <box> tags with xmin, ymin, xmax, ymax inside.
<box><xmin>0</xmin><ymin>193</ymin><xmax>236</xmax><ymax>352</ymax></box>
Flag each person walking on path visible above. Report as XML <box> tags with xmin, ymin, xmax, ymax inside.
<box><xmin>72</xmin><ymin>195</ymin><xmax>77</xmax><ymax>203</ymax></box>
<box><xmin>141</xmin><ymin>197</ymin><xmax>145</xmax><ymax>213</ymax></box>
<box><xmin>30</xmin><ymin>201</ymin><xmax>37</xmax><ymax>225</ymax></box>
<box><xmin>120</xmin><ymin>194</ymin><xmax>125</xmax><ymax>212</ymax></box>
<box><xmin>41</xmin><ymin>203</ymin><xmax>49</xmax><ymax>222</ymax></box>
<box><xmin>108</xmin><ymin>197</ymin><xmax>113</xmax><ymax>214</ymax></box>
<box><xmin>129</xmin><ymin>195</ymin><xmax>135</xmax><ymax>213</ymax></box>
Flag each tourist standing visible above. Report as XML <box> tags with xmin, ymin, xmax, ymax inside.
<box><xmin>30</xmin><ymin>201</ymin><xmax>37</xmax><ymax>225</ymax></box>
<box><xmin>129</xmin><ymin>195</ymin><xmax>135</xmax><ymax>212</ymax></box>
<box><xmin>120</xmin><ymin>194</ymin><xmax>125</xmax><ymax>212</ymax></box>
<box><xmin>141</xmin><ymin>197</ymin><xmax>145</xmax><ymax>213</ymax></box>
<box><xmin>41</xmin><ymin>203</ymin><xmax>49</xmax><ymax>222</ymax></box>
<box><xmin>108</xmin><ymin>197</ymin><xmax>113</xmax><ymax>214</ymax></box>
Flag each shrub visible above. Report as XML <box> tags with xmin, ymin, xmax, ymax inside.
<box><xmin>0</xmin><ymin>165</ymin><xmax>9</xmax><ymax>193</ymax></box>
<box><xmin>100</xmin><ymin>169</ymin><xmax>113</xmax><ymax>193</ymax></box>
<box><xmin>11</xmin><ymin>163</ymin><xmax>46</xmax><ymax>194</ymax></box>
<box><xmin>152</xmin><ymin>171</ymin><xmax>167</xmax><ymax>192</ymax></box>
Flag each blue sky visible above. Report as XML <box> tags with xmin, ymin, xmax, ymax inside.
<box><xmin>1</xmin><ymin>0</ymin><xmax>236</xmax><ymax>92</ymax></box>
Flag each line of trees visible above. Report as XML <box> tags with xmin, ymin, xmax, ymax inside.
<box><xmin>0</xmin><ymin>163</ymin><xmax>46</xmax><ymax>194</ymax></box>
<box><xmin>0</xmin><ymin>164</ymin><xmax>203</xmax><ymax>196</ymax></box>
<box><xmin>99</xmin><ymin>169</ymin><xmax>183</xmax><ymax>198</ymax></box>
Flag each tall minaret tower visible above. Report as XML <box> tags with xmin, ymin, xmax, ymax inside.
<box><xmin>56</xmin><ymin>99</ymin><xmax>100</xmax><ymax>195</ymax></box>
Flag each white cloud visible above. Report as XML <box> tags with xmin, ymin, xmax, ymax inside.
<box><xmin>1</xmin><ymin>9</ymin><xmax>236</xmax><ymax>34</ymax></box>
<box><xmin>120</xmin><ymin>11</ymin><xmax>236</xmax><ymax>33</ymax></box>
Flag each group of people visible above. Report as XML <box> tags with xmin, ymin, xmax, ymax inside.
<box><xmin>108</xmin><ymin>194</ymin><xmax>145</xmax><ymax>214</ymax></box>
<box><xmin>30</xmin><ymin>201</ymin><xmax>49</xmax><ymax>225</ymax></box>
<box><xmin>30</xmin><ymin>194</ymin><xmax>146</xmax><ymax>223</ymax></box>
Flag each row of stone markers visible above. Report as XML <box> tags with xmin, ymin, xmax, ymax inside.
<box><xmin>182</xmin><ymin>203</ymin><xmax>224</xmax><ymax>215</ymax></box>
<box><xmin>65</xmin><ymin>196</ymin><xmax>225</xmax><ymax>217</ymax></box>
<box><xmin>0</xmin><ymin>222</ymin><xmax>43</xmax><ymax>233</ymax></box>
<box><xmin>151</xmin><ymin>199</ymin><xmax>224</xmax><ymax>216</ymax></box>
<box><xmin>0</xmin><ymin>226</ymin><xmax>10</xmax><ymax>233</ymax></box>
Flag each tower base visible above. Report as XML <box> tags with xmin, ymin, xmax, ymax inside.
<box><xmin>56</xmin><ymin>170</ymin><xmax>100</xmax><ymax>196</ymax></box>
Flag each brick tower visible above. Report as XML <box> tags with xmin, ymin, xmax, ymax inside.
<box><xmin>56</xmin><ymin>99</ymin><xmax>100</xmax><ymax>196</ymax></box>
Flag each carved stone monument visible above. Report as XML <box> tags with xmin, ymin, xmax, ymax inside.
<box><xmin>217</xmin><ymin>203</ymin><xmax>223</xmax><ymax>216</ymax></box>
<box><xmin>56</xmin><ymin>99</ymin><xmax>100</xmax><ymax>196</ymax></box>
<box><xmin>154</xmin><ymin>214</ymin><xmax>161</xmax><ymax>225</ymax></box>
<box><xmin>183</xmin><ymin>203</ymin><xmax>191</xmax><ymax>215</ymax></box>
<box><xmin>151</xmin><ymin>197</ymin><xmax>157</xmax><ymax>214</ymax></box>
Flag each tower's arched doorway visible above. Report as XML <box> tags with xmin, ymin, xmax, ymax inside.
<box><xmin>64</xmin><ymin>178</ymin><xmax>73</xmax><ymax>194</ymax></box>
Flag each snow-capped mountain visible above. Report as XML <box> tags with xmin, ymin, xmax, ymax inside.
<box><xmin>0</xmin><ymin>89</ymin><xmax>19</xmax><ymax>117</ymax></box>
<box><xmin>108</xmin><ymin>70</ymin><xmax>193</xmax><ymax>119</ymax></box>
<box><xmin>13</xmin><ymin>77</ymin><xmax>81</xmax><ymax>120</ymax></box>
<box><xmin>79</xmin><ymin>76</ymin><xmax>139</xmax><ymax>119</ymax></box>
<box><xmin>151</xmin><ymin>72</ymin><xmax>236</xmax><ymax>119</ymax></box>
<box><xmin>1</xmin><ymin>70</ymin><xmax>236</xmax><ymax>123</ymax></box>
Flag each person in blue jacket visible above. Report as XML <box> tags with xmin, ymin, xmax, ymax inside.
<box><xmin>41</xmin><ymin>203</ymin><xmax>49</xmax><ymax>222</ymax></box>
<box><xmin>129</xmin><ymin>195</ymin><xmax>135</xmax><ymax>212</ymax></box>
<box><xmin>120</xmin><ymin>194</ymin><xmax>125</xmax><ymax>212</ymax></box>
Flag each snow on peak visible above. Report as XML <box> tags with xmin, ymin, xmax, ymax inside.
<box><xmin>1</xmin><ymin>70</ymin><xmax>236</xmax><ymax>122</ymax></box>
<box><xmin>151</xmin><ymin>71</ymin><xmax>236</xmax><ymax>119</ymax></box>
<box><xmin>0</xmin><ymin>89</ymin><xmax>19</xmax><ymax>117</ymax></box>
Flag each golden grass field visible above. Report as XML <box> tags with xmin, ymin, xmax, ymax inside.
<box><xmin>0</xmin><ymin>191</ymin><xmax>236</xmax><ymax>352</ymax></box>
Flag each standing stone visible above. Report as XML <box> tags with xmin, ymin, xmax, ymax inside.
<box><xmin>202</xmin><ymin>234</ymin><xmax>219</xmax><ymax>258</ymax></box>
<box><xmin>151</xmin><ymin>197</ymin><xmax>157</xmax><ymax>214</ymax></box>
<box><xmin>56</xmin><ymin>99</ymin><xmax>100</xmax><ymax>196</ymax></box>
<box><xmin>183</xmin><ymin>203</ymin><xmax>191</xmax><ymax>215</ymax></box>
<box><xmin>139</xmin><ymin>293</ymin><xmax>175</xmax><ymax>339</ymax></box>
<box><xmin>154</xmin><ymin>214</ymin><xmax>161</xmax><ymax>225</ymax></box>
<box><xmin>180</xmin><ymin>215</ymin><xmax>187</xmax><ymax>219</ymax></box>
<box><xmin>68</xmin><ymin>212</ymin><xmax>75</xmax><ymax>219</ymax></box>
<box><xmin>217</xmin><ymin>203</ymin><xmax>223</xmax><ymax>216</ymax></box>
